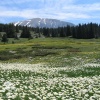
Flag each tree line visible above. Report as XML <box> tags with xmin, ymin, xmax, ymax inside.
<box><xmin>0</xmin><ymin>22</ymin><xmax>100</xmax><ymax>43</ymax></box>
<box><xmin>41</xmin><ymin>23</ymin><xmax>100</xmax><ymax>39</ymax></box>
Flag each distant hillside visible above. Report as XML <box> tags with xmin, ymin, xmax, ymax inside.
<box><xmin>13</xmin><ymin>18</ymin><xmax>74</xmax><ymax>28</ymax></box>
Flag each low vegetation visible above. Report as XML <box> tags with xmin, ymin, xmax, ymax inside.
<box><xmin>0</xmin><ymin>38</ymin><xmax>100</xmax><ymax>99</ymax></box>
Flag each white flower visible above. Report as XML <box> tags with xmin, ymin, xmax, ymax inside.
<box><xmin>0</xmin><ymin>89</ymin><xmax>5</xmax><ymax>93</ymax></box>
<box><xmin>53</xmin><ymin>92</ymin><xmax>58</xmax><ymax>96</ymax></box>
<box><xmin>43</xmin><ymin>96</ymin><xmax>47</xmax><ymax>100</ymax></box>
<box><xmin>2</xmin><ymin>81</ymin><xmax>16</xmax><ymax>94</ymax></box>
<box><xmin>89</xmin><ymin>96</ymin><xmax>96</xmax><ymax>100</ymax></box>
<box><xmin>95</xmin><ymin>91</ymin><xmax>100</xmax><ymax>94</ymax></box>
<box><xmin>3</xmin><ymin>81</ymin><xmax>13</xmax><ymax>87</ymax></box>
<box><xmin>47</xmin><ymin>92</ymin><xmax>53</xmax><ymax>97</ymax></box>
<box><xmin>0</xmin><ymin>97</ymin><xmax>3</xmax><ymax>100</ymax></box>
<box><xmin>6</xmin><ymin>92</ymin><xmax>12</xmax><ymax>97</ymax></box>
<box><xmin>29</xmin><ymin>97</ymin><xmax>33</xmax><ymax>100</ymax></box>
<box><xmin>84</xmin><ymin>94</ymin><xmax>89</xmax><ymax>97</ymax></box>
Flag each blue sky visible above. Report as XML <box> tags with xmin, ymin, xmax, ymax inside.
<box><xmin>0</xmin><ymin>0</ymin><xmax>100</xmax><ymax>25</ymax></box>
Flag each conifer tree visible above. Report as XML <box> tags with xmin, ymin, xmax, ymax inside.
<box><xmin>1</xmin><ymin>34</ymin><xmax>8</xmax><ymax>43</ymax></box>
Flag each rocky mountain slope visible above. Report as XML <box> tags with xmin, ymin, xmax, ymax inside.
<box><xmin>14</xmin><ymin>18</ymin><xmax>74</xmax><ymax>28</ymax></box>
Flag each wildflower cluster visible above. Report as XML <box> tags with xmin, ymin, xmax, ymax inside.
<box><xmin>0</xmin><ymin>63</ymin><xmax>100</xmax><ymax>100</ymax></box>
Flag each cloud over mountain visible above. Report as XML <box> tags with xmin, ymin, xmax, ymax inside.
<box><xmin>0</xmin><ymin>0</ymin><xmax>100</xmax><ymax>24</ymax></box>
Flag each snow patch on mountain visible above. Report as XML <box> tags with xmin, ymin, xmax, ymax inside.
<box><xmin>43</xmin><ymin>19</ymin><xmax>46</xmax><ymax>25</ymax></box>
<box><xmin>25</xmin><ymin>22</ymin><xmax>30</xmax><ymax>26</ymax></box>
<box><xmin>18</xmin><ymin>22</ymin><xmax>23</xmax><ymax>26</ymax></box>
<box><xmin>14</xmin><ymin>21</ymin><xmax>20</xmax><ymax>26</ymax></box>
<box><xmin>13</xmin><ymin>18</ymin><xmax>74</xmax><ymax>28</ymax></box>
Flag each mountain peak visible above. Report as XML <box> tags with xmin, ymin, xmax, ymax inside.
<box><xmin>14</xmin><ymin>18</ymin><xmax>74</xmax><ymax>28</ymax></box>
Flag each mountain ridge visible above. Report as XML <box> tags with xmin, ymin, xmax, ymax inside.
<box><xmin>13</xmin><ymin>18</ymin><xmax>74</xmax><ymax>28</ymax></box>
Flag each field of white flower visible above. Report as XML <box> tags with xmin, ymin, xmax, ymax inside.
<box><xmin>0</xmin><ymin>62</ymin><xmax>100</xmax><ymax>100</ymax></box>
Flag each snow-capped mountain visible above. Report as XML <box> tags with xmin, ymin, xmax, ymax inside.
<box><xmin>14</xmin><ymin>18</ymin><xmax>74</xmax><ymax>28</ymax></box>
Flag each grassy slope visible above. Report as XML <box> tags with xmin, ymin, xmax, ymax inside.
<box><xmin>0</xmin><ymin>38</ymin><xmax>100</xmax><ymax>77</ymax></box>
<box><xmin>0</xmin><ymin>38</ymin><xmax>100</xmax><ymax>64</ymax></box>
<box><xmin>0</xmin><ymin>38</ymin><xmax>100</xmax><ymax>100</ymax></box>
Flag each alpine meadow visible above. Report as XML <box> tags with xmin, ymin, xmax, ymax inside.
<box><xmin>0</xmin><ymin>36</ymin><xmax>100</xmax><ymax>99</ymax></box>
<box><xmin>0</xmin><ymin>0</ymin><xmax>100</xmax><ymax>100</ymax></box>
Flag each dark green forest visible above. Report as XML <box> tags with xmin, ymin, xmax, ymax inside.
<box><xmin>0</xmin><ymin>23</ymin><xmax>100</xmax><ymax>42</ymax></box>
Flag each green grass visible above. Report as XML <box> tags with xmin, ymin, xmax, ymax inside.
<box><xmin>0</xmin><ymin>38</ymin><xmax>100</xmax><ymax>99</ymax></box>
<box><xmin>0</xmin><ymin>37</ymin><xmax>100</xmax><ymax>64</ymax></box>
<box><xmin>58</xmin><ymin>66</ymin><xmax>100</xmax><ymax>77</ymax></box>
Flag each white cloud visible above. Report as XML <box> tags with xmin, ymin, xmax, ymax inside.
<box><xmin>0</xmin><ymin>9</ymin><xmax>90</xmax><ymax>21</ymax></box>
<box><xmin>63</xmin><ymin>3</ymin><xmax>100</xmax><ymax>12</ymax></box>
<box><xmin>0</xmin><ymin>0</ymin><xmax>34</xmax><ymax>4</ymax></box>
<box><xmin>0</xmin><ymin>0</ymin><xmax>100</xmax><ymax>23</ymax></box>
